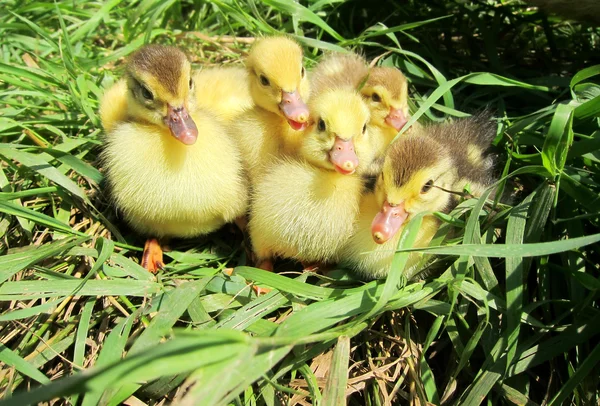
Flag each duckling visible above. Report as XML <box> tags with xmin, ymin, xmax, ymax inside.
<box><xmin>248</xmin><ymin>87</ymin><xmax>371</xmax><ymax>270</ymax></box>
<box><xmin>231</xmin><ymin>36</ymin><xmax>310</xmax><ymax>185</ymax></box>
<box><xmin>100</xmin><ymin>44</ymin><xmax>248</xmax><ymax>273</ymax></box>
<box><xmin>192</xmin><ymin>66</ymin><xmax>253</xmax><ymax>122</ymax></box>
<box><xmin>311</xmin><ymin>53</ymin><xmax>410</xmax><ymax>175</ymax></box>
<box><xmin>339</xmin><ymin>113</ymin><xmax>497</xmax><ymax>279</ymax></box>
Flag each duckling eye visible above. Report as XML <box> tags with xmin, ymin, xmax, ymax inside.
<box><xmin>189</xmin><ymin>78</ymin><xmax>193</xmax><ymax>89</ymax></box>
<box><xmin>260</xmin><ymin>74</ymin><xmax>270</xmax><ymax>86</ymax></box>
<box><xmin>317</xmin><ymin>118</ymin><xmax>326</xmax><ymax>132</ymax></box>
<box><xmin>421</xmin><ymin>180</ymin><xmax>434</xmax><ymax>194</ymax></box>
<box><xmin>301</xmin><ymin>66</ymin><xmax>306</xmax><ymax>78</ymax></box>
<box><xmin>362</xmin><ymin>123</ymin><xmax>367</xmax><ymax>134</ymax></box>
<box><xmin>140</xmin><ymin>84</ymin><xmax>153</xmax><ymax>101</ymax></box>
<box><xmin>372</xmin><ymin>93</ymin><xmax>381</xmax><ymax>102</ymax></box>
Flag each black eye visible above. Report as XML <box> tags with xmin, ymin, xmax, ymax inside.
<box><xmin>317</xmin><ymin>118</ymin><xmax>326</xmax><ymax>132</ymax></box>
<box><xmin>260</xmin><ymin>74</ymin><xmax>270</xmax><ymax>86</ymax></box>
<box><xmin>301</xmin><ymin>67</ymin><xmax>306</xmax><ymax>78</ymax></box>
<box><xmin>362</xmin><ymin>123</ymin><xmax>367</xmax><ymax>134</ymax></box>
<box><xmin>140</xmin><ymin>84</ymin><xmax>153</xmax><ymax>101</ymax></box>
<box><xmin>189</xmin><ymin>78</ymin><xmax>193</xmax><ymax>89</ymax></box>
<box><xmin>372</xmin><ymin>93</ymin><xmax>381</xmax><ymax>102</ymax></box>
<box><xmin>421</xmin><ymin>180</ymin><xmax>434</xmax><ymax>194</ymax></box>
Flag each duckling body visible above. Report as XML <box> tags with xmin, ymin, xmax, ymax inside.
<box><xmin>100</xmin><ymin>45</ymin><xmax>248</xmax><ymax>272</ymax></box>
<box><xmin>250</xmin><ymin>159</ymin><xmax>363</xmax><ymax>263</ymax></box>
<box><xmin>193</xmin><ymin>66</ymin><xmax>253</xmax><ymax>122</ymax></box>
<box><xmin>340</xmin><ymin>114</ymin><xmax>497</xmax><ymax>279</ymax></box>
<box><xmin>340</xmin><ymin>193</ymin><xmax>439</xmax><ymax>279</ymax></box>
<box><xmin>103</xmin><ymin>112</ymin><xmax>247</xmax><ymax>238</ymax></box>
<box><xmin>249</xmin><ymin>87</ymin><xmax>371</xmax><ymax>267</ymax></box>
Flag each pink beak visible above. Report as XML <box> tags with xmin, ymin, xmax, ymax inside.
<box><xmin>279</xmin><ymin>90</ymin><xmax>309</xmax><ymax>131</ymax></box>
<box><xmin>164</xmin><ymin>105</ymin><xmax>198</xmax><ymax>145</ymax></box>
<box><xmin>371</xmin><ymin>201</ymin><xmax>409</xmax><ymax>244</ymax></box>
<box><xmin>385</xmin><ymin>107</ymin><xmax>407</xmax><ymax>132</ymax></box>
<box><xmin>329</xmin><ymin>137</ymin><xmax>359</xmax><ymax>175</ymax></box>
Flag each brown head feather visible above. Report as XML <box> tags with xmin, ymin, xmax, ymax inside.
<box><xmin>366</xmin><ymin>67</ymin><xmax>407</xmax><ymax>100</ymax></box>
<box><xmin>127</xmin><ymin>45</ymin><xmax>188</xmax><ymax>95</ymax></box>
<box><xmin>386</xmin><ymin>134</ymin><xmax>447</xmax><ymax>187</ymax></box>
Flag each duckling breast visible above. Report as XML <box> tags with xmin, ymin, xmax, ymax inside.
<box><xmin>102</xmin><ymin>113</ymin><xmax>248</xmax><ymax>238</ymax></box>
<box><xmin>249</xmin><ymin>160</ymin><xmax>364</xmax><ymax>263</ymax></box>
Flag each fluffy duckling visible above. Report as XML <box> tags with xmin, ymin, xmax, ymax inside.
<box><xmin>311</xmin><ymin>53</ymin><xmax>410</xmax><ymax>175</ymax></box>
<box><xmin>248</xmin><ymin>87</ymin><xmax>371</xmax><ymax>270</ymax></box>
<box><xmin>339</xmin><ymin>114</ymin><xmax>497</xmax><ymax>279</ymax></box>
<box><xmin>100</xmin><ymin>45</ymin><xmax>248</xmax><ymax>273</ymax></box>
<box><xmin>231</xmin><ymin>36</ymin><xmax>310</xmax><ymax>185</ymax></box>
<box><xmin>192</xmin><ymin>66</ymin><xmax>253</xmax><ymax>122</ymax></box>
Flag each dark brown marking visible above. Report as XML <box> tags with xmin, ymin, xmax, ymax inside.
<box><xmin>127</xmin><ymin>45</ymin><xmax>188</xmax><ymax>95</ymax></box>
<box><xmin>387</xmin><ymin>134</ymin><xmax>446</xmax><ymax>187</ymax></box>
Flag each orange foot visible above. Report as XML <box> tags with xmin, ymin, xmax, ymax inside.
<box><xmin>142</xmin><ymin>238</ymin><xmax>164</xmax><ymax>274</ymax></box>
<box><xmin>253</xmin><ymin>259</ymin><xmax>274</xmax><ymax>295</ymax></box>
<box><xmin>223</xmin><ymin>267</ymin><xmax>271</xmax><ymax>295</ymax></box>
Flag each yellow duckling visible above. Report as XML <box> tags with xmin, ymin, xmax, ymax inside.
<box><xmin>192</xmin><ymin>65</ymin><xmax>253</xmax><ymax>122</ymax></box>
<box><xmin>231</xmin><ymin>36</ymin><xmax>310</xmax><ymax>185</ymax></box>
<box><xmin>339</xmin><ymin>114</ymin><xmax>497</xmax><ymax>279</ymax></box>
<box><xmin>311</xmin><ymin>53</ymin><xmax>410</xmax><ymax>175</ymax></box>
<box><xmin>100</xmin><ymin>45</ymin><xmax>248</xmax><ymax>273</ymax></box>
<box><xmin>248</xmin><ymin>87</ymin><xmax>371</xmax><ymax>270</ymax></box>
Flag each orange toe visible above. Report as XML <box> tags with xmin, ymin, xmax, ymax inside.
<box><xmin>252</xmin><ymin>285</ymin><xmax>271</xmax><ymax>295</ymax></box>
<box><xmin>142</xmin><ymin>238</ymin><xmax>164</xmax><ymax>274</ymax></box>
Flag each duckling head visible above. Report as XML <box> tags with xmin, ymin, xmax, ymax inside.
<box><xmin>361</xmin><ymin>67</ymin><xmax>409</xmax><ymax>135</ymax></box>
<box><xmin>300</xmin><ymin>88</ymin><xmax>370</xmax><ymax>175</ymax></box>
<box><xmin>371</xmin><ymin>135</ymin><xmax>457</xmax><ymax>244</ymax></box>
<box><xmin>125</xmin><ymin>44</ymin><xmax>198</xmax><ymax>145</ymax></box>
<box><xmin>246</xmin><ymin>36</ymin><xmax>310</xmax><ymax>131</ymax></box>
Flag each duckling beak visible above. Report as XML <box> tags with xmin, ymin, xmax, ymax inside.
<box><xmin>385</xmin><ymin>107</ymin><xmax>407</xmax><ymax>132</ymax></box>
<box><xmin>329</xmin><ymin>137</ymin><xmax>359</xmax><ymax>175</ymax></box>
<box><xmin>371</xmin><ymin>201</ymin><xmax>408</xmax><ymax>244</ymax></box>
<box><xmin>165</xmin><ymin>105</ymin><xmax>198</xmax><ymax>145</ymax></box>
<box><xmin>279</xmin><ymin>90</ymin><xmax>309</xmax><ymax>131</ymax></box>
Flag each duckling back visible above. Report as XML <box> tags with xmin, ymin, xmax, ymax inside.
<box><xmin>193</xmin><ymin>66</ymin><xmax>253</xmax><ymax>122</ymax></box>
<box><xmin>310</xmin><ymin>53</ymin><xmax>369</xmax><ymax>92</ymax></box>
<box><xmin>427</xmin><ymin>112</ymin><xmax>497</xmax><ymax>192</ymax></box>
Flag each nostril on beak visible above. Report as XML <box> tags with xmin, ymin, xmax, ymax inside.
<box><xmin>342</xmin><ymin>161</ymin><xmax>355</xmax><ymax>171</ymax></box>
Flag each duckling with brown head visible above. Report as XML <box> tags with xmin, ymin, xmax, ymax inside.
<box><xmin>340</xmin><ymin>113</ymin><xmax>497</xmax><ymax>279</ymax></box>
<box><xmin>100</xmin><ymin>45</ymin><xmax>248</xmax><ymax>273</ymax></box>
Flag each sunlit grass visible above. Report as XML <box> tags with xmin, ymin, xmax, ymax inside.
<box><xmin>0</xmin><ymin>1</ymin><xmax>599</xmax><ymax>405</ymax></box>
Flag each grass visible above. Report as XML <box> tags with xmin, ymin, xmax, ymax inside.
<box><xmin>0</xmin><ymin>0</ymin><xmax>599</xmax><ymax>404</ymax></box>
